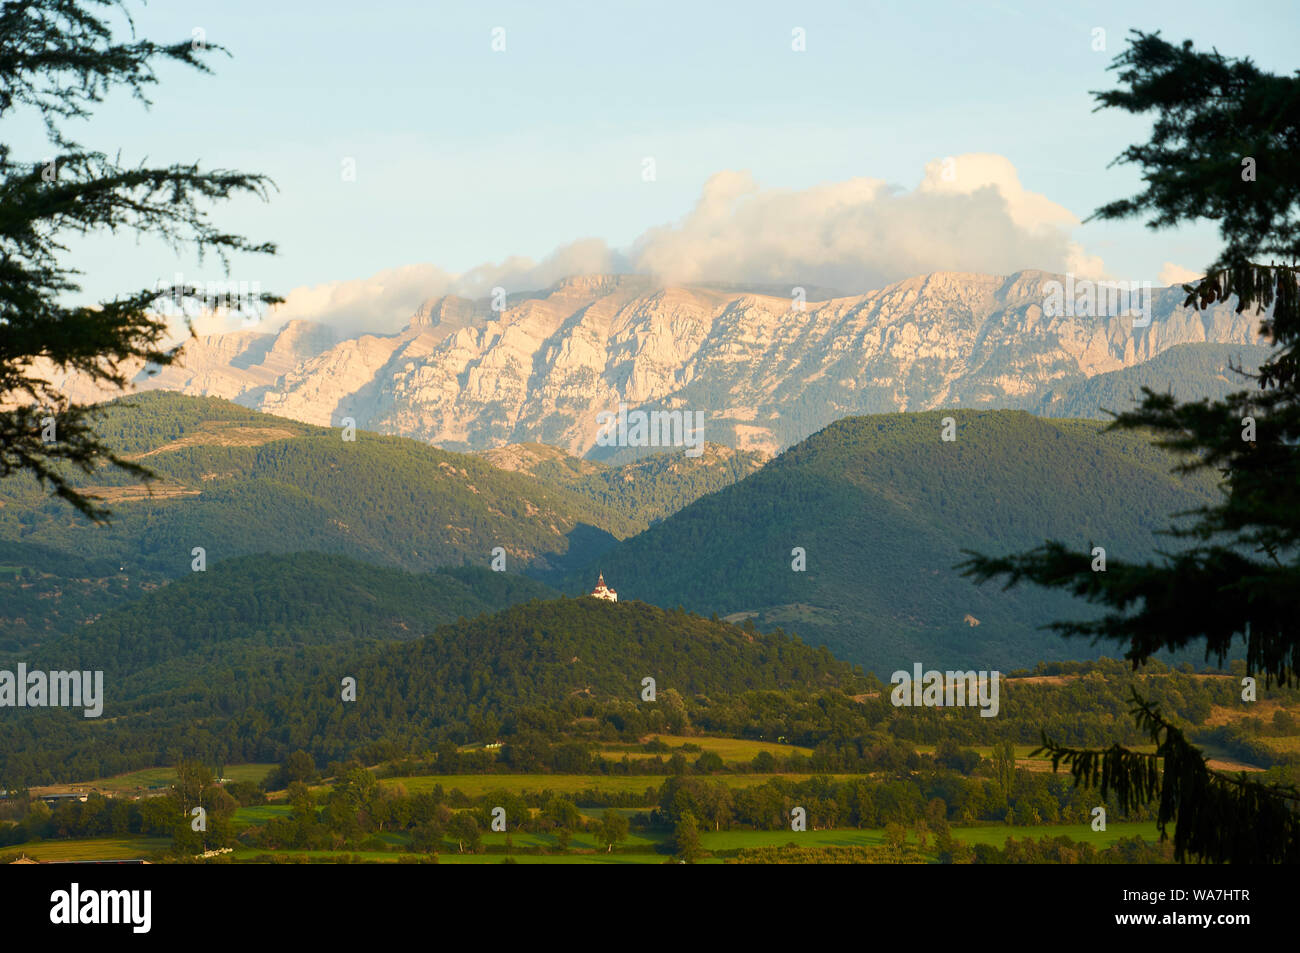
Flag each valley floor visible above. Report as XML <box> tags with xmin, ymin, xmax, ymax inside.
<box><xmin>6</xmin><ymin>821</ymin><xmax>1161</xmax><ymax>865</ymax></box>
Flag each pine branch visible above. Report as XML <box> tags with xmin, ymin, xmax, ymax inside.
<box><xmin>0</xmin><ymin>2</ymin><xmax>279</xmax><ymax>521</ymax></box>
<box><xmin>1033</xmin><ymin>690</ymin><xmax>1300</xmax><ymax>863</ymax></box>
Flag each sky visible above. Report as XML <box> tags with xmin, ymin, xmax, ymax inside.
<box><xmin>13</xmin><ymin>0</ymin><xmax>1300</xmax><ymax>335</ymax></box>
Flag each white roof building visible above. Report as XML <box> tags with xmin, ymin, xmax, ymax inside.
<box><xmin>590</xmin><ymin>572</ymin><xmax>618</xmax><ymax>601</ymax></box>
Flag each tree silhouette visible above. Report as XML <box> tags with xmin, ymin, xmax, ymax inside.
<box><xmin>0</xmin><ymin>0</ymin><xmax>278</xmax><ymax>519</ymax></box>
<box><xmin>960</xmin><ymin>30</ymin><xmax>1300</xmax><ymax>863</ymax></box>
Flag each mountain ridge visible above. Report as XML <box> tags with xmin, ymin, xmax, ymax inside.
<box><xmin>569</xmin><ymin>408</ymin><xmax>1226</xmax><ymax>673</ymax></box>
<box><xmin>48</xmin><ymin>269</ymin><xmax>1268</xmax><ymax>458</ymax></box>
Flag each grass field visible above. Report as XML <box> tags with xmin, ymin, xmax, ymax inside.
<box><xmin>233</xmin><ymin>804</ymin><xmax>294</xmax><ymax>826</ymax></box>
<box><xmin>230</xmin><ymin>847</ymin><xmax>717</xmax><ymax>864</ymax></box>
<box><xmin>700</xmin><ymin>829</ymin><xmax>892</xmax><ymax>850</ymax></box>
<box><xmin>40</xmin><ymin>763</ymin><xmax>276</xmax><ymax>797</ymax></box>
<box><xmin>436</xmin><ymin>853</ymin><xmax>719</xmax><ymax>864</ymax></box>
<box><xmin>947</xmin><ymin>821</ymin><xmax>1160</xmax><ymax>848</ymax></box>
<box><xmin>377</xmin><ymin>773</ymin><xmax>843</xmax><ymax>800</ymax></box>
<box><xmin>231</xmin><ymin>847</ymin><xmax>407</xmax><ymax>863</ymax></box>
<box><xmin>480</xmin><ymin>829</ymin><xmax>662</xmax><ymax>850</ymax></box>
<box><xmin>6</xmin><ymin>836</ymin><xmax>171</xmax><ymax>861</ymax></box>
<box><xmin>16</xmin><ymin>819</ymin><xmax>1161</xmax><ymax>863</ymax></box>
<box><xmin>378</xmin><ymin>774</ymin><xmax>663</xmax><ymax>798</ymax></box>
<box><xmin>597</xmin><ymin>734</ymin><xmax>814</xmax><ymax>762</ymax></box>
<box><xmin>493</xmin><ymin>822</ymin><xmax>1163</xmax><ymax>853</ymax></box>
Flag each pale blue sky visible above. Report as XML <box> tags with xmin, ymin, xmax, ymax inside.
<box><xmin>13</xmin><ymin>0</ymin><xmax>1300</xmax><ymax>320</ymax></box>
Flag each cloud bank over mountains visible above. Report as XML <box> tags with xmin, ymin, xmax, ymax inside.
<box><xmin>239</xmin><ymin>153</ymin><xmax>1115</xmax><ymax>337</ymax></box>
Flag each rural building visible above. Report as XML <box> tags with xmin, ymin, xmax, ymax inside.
<box><xmin>589</xmin><ymin>572</ymin><xmax>618</xmax><ymax>602</ymax></box>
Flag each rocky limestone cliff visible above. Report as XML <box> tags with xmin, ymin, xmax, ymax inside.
<box><xmin>66</xmin><ymin>269</ymin><xmax>1267</xmax><ymax>456</ymax></box>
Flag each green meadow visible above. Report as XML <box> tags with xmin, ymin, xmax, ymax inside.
<box><xmin>596</xmin><ymin>734</ymin><xmax>815</xmax><ymax>762</ymax></box>
<box><xmin>229</xmin><ymin>847</ymin><xmax>721</xmax><ymax>865</ymax></box>
<box><xmin>233</xmin><ymin>804</ymin><xmax>294</xmax><ymax>825</ymax></box>
<box><xmin>376</xmin><ymin>772</ymin><xmax>844</xmax><ymax>799</ymax></box>
<box><xmin>63</xmin><ymin>763</ymin><xmax>276</xmax><ymax>795</ymax></box>
<box><xmin>14</xmin><ymin>820</ymin><xmax>1161</xmax><ymax>864</ymax></box>
<box><xmin>948</xmin><ymin>821</ymin><xmax>1159</xmax><ymax>848</ymax></box>
<box><xmin>6</xmin><ymin>836</ymin><xmax>171</xmax><ymax>861</ymax></box>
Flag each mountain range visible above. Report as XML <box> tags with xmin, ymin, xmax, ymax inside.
<box><xmin>49</xmin><ymin>270</ymin><xmax>1269</xmax><ymax>458</ymax></box>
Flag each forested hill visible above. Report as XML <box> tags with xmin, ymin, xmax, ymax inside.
<box><xmin>0</xmin><ymin>391</ymin><xmax>621</xmax><ymax>658</ymax></box>
<box><xmin>318</xmin><ymin>598</ymin><xmax>857</xmax><ymax>741</ymax></box>
<box><xmin>27</xmin><ymin>552</ymin><xmax>557</xmax><ymax>677</ymax></box>
<box><xmin>572</xmin><ymin>410</ymin><xmax>1224</xmax><ymax>674</ymax></box>
<box><xmin>0</xmin><ymin>597</ymin><xmax>862</xmax><ymax>784</ymax></box>
<box><xmin>0</xmin><ymin>391</ymin><xmax>637</xmax><ymax>581</ymax></box>
<box><xmin>0</xmin><ymin>393</ymin><xmax>771</xmax><ymax>649</ymax></box>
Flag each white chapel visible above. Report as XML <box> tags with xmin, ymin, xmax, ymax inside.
<box><xmin>589</xmin><ymin>572</ymin><xmax>618</xmax><ymax>602</ymax></box>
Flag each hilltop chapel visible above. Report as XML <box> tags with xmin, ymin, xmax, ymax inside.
<box><xmin>589</xmin><ymin>572</ymin><xmax>618</xmax><ymax>602</ymax></box>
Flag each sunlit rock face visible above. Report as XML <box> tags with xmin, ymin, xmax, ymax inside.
<box><xmin>77</xmin><ymin>270</ymin><xmax>1263</xmax><ymax>457</ymax></box>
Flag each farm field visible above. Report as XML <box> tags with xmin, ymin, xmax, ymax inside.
<box><xmin>946</xmin><ymin>821</ymin><xmax>1159</xmax><ymax>848</ymax></box>
<box><xmin>231</xmin><ymin>818</ymin><xmax>1162</xmax><ymax>863</ymax></box>
<box><xmin>230</xmin><ymin>847</ymin><xmax>722</xmax><ymax>864</ymax></box>
<box><xmin>689</xmin><ymin>821</ymin><xmax>1158</xmax><ymax>852</ymax></box>
<box><xmin>34</xmin><ymin>763</ymin><xmax>275</xmax><ymax>798</ymax></box>
<box><xmin>5</xmin><ymin>836</ymin><xmax>171</xmax><ymax>861</ymax></box>
<box><xmin>375</xmin><ymin>772</ymin><xmax>844</xmax><ymax>798</ymax></box>
<box><xmin>596</xmin><ymin>734</ymin><xmax>815</xmax><ymax>762</ymax></box>
<box><xmin>9</xmin><ymin>820</ymin><xmax>1162</xmax><ymax>864</ymax></box>
<box><xmin>435</xmin><ymin>852</ymin><xmax>719</xmax><ymax>864</ymax></box>
<box><xmin>1254</xmin><ymin>736</ymin><xmax>1300</xmax><ymax>756</ymax></box>
<box><xmin>376</xmin><ymin>773</ymin><xmax>661</xmax><ymax>798</ymax></box>
<box><xmin>478</xmin><ymin>829</ymin><xmax>662</xmax><ymax>850</ymax></box>
<box><xmin>233</xmin><ymin>804</ymin><xmax>294</xmax><ymax>825</ymax></box>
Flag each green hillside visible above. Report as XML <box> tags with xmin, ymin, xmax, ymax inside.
<box><xmin>30</xmin><ymin>552</ymin><xmax>556</xmax><ymax>679</ymax></box>
<box><xmin>0</xmin><ymin>596</ymin><xmax>859</xmax><ymax>784</ymax></box>
<box><xmin>570</xmin><ymin>410</ymin><xmax>1223</xmax><ymax>673</ymax></box>
<box><xmin>0</xmin><ymin>392</ymin><xmax>640</xmax><ymax>577</ymax></box>
<box><xmin>0</xmin><ymin>539</ymin><xmax>171</xmax><ymax>655</ymax></box>
<box><xmin>0</xmin><ymin>394</ymin><xmax>771</xmax><ymax>643</ymax></box>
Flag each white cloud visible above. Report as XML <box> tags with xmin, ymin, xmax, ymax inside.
<box><xmin>1158</xmin><ymin>262</ymin><xmax>1203</xmax><ymax>287</ymax></box>
<box><xmin>630</xmin><ymin>155</ymin><xmax>1095</xmax><ymax>291</ymax></box>
<box><xmin>174</xmin><ymin>241</ymin><xmax>628</xmax><ymax>340</ymax></box>
<box><xmin>268</xmin><ymin>263</ymin><xmax>457</xmax><ymax>337</ymax></box>
<box><xmin>917</xmin><ymin>153</ymin><xmax>1077</xmax><ymax>232</ymax></box>
<box><xmin>235</xmin><ymin>153</ymin><xmax>1106</xmax><ymax>337</ymax></box>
